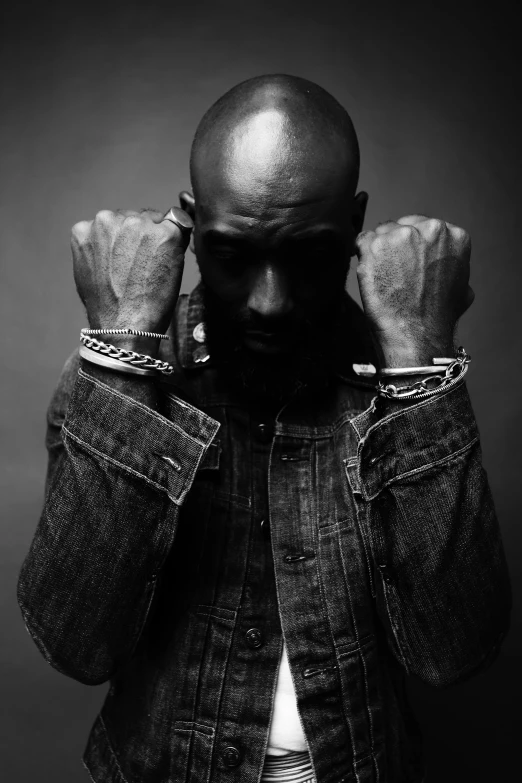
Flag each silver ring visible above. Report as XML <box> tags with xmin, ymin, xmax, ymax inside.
<box><xmin>162</xmin><ymin>207</ymin><xmax>194</xmax><ymax>232</ymax></box>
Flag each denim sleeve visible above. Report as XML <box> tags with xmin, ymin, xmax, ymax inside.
<box><xmin>17</xmin><ymin>351</ymin><xmax>220</xmax><ymax>685</ymax></box>
<box><xmin>344</xmin><ymin>381</ymin><xmax>512</xmax><ymax>688</ymax></box>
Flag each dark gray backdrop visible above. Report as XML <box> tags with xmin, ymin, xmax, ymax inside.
<box><xmin>1</xmin><ymin>1</ymin><xmax>520</xmax><ymax>780</ymax></box>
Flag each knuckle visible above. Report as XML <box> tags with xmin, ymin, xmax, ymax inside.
<box><xmin>375</xmin><ymin>220</ymin><xmax>396</xmax><ymax>234</ymax></box>
<box><xmin>397</xmin><ymin>214</ymin><xmax>429</xmax><ymax>225</ymax></box>
<box><xmin>452</xmin><ymin>226</ymin><xmax>470</xmax><ymax>245</ymax></box>
<box><xmin>369</xmin><ymin>234</ymin><xmax>386</xmax><ymax>254</ymax></box>
<box><xmin>394</xmin><ymin>224</ymin><xmax>416</xmax><ymax>241</ymax></box>
<box><xmin>139</xmin><ymin>207</ymin><xmax>163</xmax><ymax>220</ymax></box>
<box><xmin>426</xmin><ymin>218</ymin><xmax>445</xmax><ymax>233</ymax></box>
<box><xmin>94</xmin><ymin>209</ymin><xmax>116</xmax><ymax>226</ymax></box>
<box><xmin>122</xmin><ymin>215</ymin><xmax>144</xmax><ymax>231</ymax></box>
<box><xmin>71</xmin><ymin>220</ymin><xmax>91</xmax><ymax>243</ymax></box>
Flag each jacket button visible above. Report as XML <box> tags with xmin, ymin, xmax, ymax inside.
<box><xmin>257</xmin><ymin>423</ymin><xmax>273</xmax><ymax>443</ymax></box>
<box><xmin>260</xmin><ymin>518</ymin><xmax>270</xmax><ymax>540</ymax></box>
<box><xmin>222</xmin><ymin>745</ymin><xmax>241</xmax><ymax>767</ymax></box>
<box><xmin>245</xmin><ymin>627</ymin><xmax>264</xmax><ymax>648</ymax></box>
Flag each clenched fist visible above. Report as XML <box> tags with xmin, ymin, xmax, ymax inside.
<box><xmin>71</xmin><ymin>207</ymin><xmax>193</xmax><ymax>339</ymax></box>
<box><xmin>355</xmin><ymin>214</ymin><xmax>474</xmax><ymax>367</ymax></box>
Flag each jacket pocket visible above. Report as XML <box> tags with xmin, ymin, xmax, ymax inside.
<box><xmin>170</xmin><ymin>720</ymin><xmax>215</xmax><ymax>783</ymax></box>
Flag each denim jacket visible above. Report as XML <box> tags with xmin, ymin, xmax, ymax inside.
<box><xmin>17</xmin><ymin>284</ymin><xmax>511</xmax><ymax>783</ymax></box>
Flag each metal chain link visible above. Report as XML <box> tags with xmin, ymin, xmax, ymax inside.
<box><xmin>378</xmin><ymin>347</ymin><xmax>471</xmax><ymax>400</ymax></box>
<box><xmin>80</xmin><ymin>334</ymin><xmax>174</xmax><ymax>375</ymax></box>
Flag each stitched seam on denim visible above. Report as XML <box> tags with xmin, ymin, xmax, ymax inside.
<box><xmin>317</xmin><ymin>515</ymin><xmax>349</xmax><ymax>533</ymax></box>
<box><xmin>336</xmin><ymin>634</ymin><xmax>374</xmax><ymax>656</ymax></box>
<box><xmin>62</xmin><ymin>426</ymin><xmax>178</xmax><ymax>503</ymax></box>
<box><xmin>267</xmin><ymin>438</ymin><xmax>319</xmax><ymax>775</ymax></box>
<box><xmin>195</xmin><ymin>604</ymin><xmax>237</xmax><ymax>624</ymax></box>
<box><xmin>208</xmin><ymin>400</ymin><xmax>250</xmax><ymax>766</ymax></box>
<box><xmin>18</xmin><ymin>595</ymin><xmax>105</xmax><ymax>684</ymax></box>
<box><xmin>18</xmin><ymin>596</ymin><xmax>70</xmax><ymax>671</ymax></box>
<box><xmin>78</xmin><ymin>367</ymin><xmax>219</xmax><ymax>447</ymax></box>
<box><xmin>81</xmin><ymin>759</ymin><xmax>97</xmax><ymax>783</ymax></box>
<box><xmin>198</xmin><ymin>442</ymin><xmax>220</xmax><ymax>471</ymax></box>
<box><xmin>98</xmin><ymin>714</ymin><xmax>131</xmax><ymax>783</ymax></box>
<box><xmin>336</xmin><ymin>512</ymin><xmax>376</xmax><ymax>766</ymax></box>
<box><xmin>211</xmin><ymin>544</ymin><xmax>252</xmax><ymax>770</ymax></box>
<box><xmin>356</xmin><ymin>433</ymin><xmax>480</xmax><ymax>502</ymax></box>
<box><xmin>353</xmin><ymin>751</ymin><xmax>375</xmax><ymax>767</ymax></box>
<box><xmin>380</xmin><ymin>578</ymin><xmax>411</xmax><ymax>673</ymax></box>
<box><xmin>354</xmin><ymin>505</ymin><xmax>377</xmax><ymax>598</ymax></box>
<box><xmin>127</xmin><ymin>577</ymin><xmax>157</xmax><ymax>658</ymax></box>
<box><xmin>378</xmin><ymin>435</ymin><xmax>480</xmax><ymax>489</ymax></box>
<box><xmin>274</xmin><ymin>409</ymin><xmax>370</xmax><ymax>440</ymax></box>
<box><xmin>310</xmin><ymin>442</ymin><xmax>341</xmax><ymax>718</ymax></box>
<box><xmin>313</xmin><ymin>468</ymin><xmax>364</xmax><ymax>774</ymax></box>
<box><xmin>342</xmin><ymin>468</ymin><xmax>377</xmax><ymax>598</ymax></box>
<box><xmin>172</xmin><ymin>720</ymin><xmax>215</xmax><ymax>736</ymax></box>
<box><xmin>214</xmin><ymin>489</ymin><xmax>252</xmax><ymax>509</ymax></box>
<box><xmin>352</xmin><ymin>377</ymin><xmax>468</xmax><ymax>440</ymax></box>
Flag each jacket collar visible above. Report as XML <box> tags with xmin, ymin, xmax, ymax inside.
<box><xmin>174</xmin><ymin>282</ymin><xmax>379</xmax><ymax>389</ymax></box>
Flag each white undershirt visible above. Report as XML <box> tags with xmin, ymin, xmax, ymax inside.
<box><xmin>266</xmin><ymin>642</ymin><xmax>307</xmax><ymax>755</ymax></box>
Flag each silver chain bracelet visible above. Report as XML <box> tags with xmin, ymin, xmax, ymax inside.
<box><xmin>378</xmin><ymin>347</ymin><xmax>471</xmax><ymax>400</ymax></box>
<box><xmin>80</xmin><ymin>334</ymin><xmax>174</xmax><ymax>375</ymax></box>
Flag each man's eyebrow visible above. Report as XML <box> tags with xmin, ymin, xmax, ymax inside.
<box><xmin>203</xmin><ymin>227</ymin><xmax>343</xmax><ymax>244</ymax></box>
<box><xmin>283</xmin><ymin>227</ymin><xmax>344</xmax><ymax>244</ymax></box>
<box><xmin>202</xmin><ymin>229</ymin><xmax>251</xmax><ymax>245</ymax></box>
<box><xmin>282</xmin><ymin>228</ymin><xmax>343</xmax><ymax>247</ymax></box>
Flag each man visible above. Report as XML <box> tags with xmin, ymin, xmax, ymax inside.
<box><xmin>18</xmin><ymin>74</ymin><xmax>511</xmax><ymax>783</ymax></box>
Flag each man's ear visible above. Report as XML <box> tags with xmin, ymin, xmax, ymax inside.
<box><xmin>179</xmin><ymin>191</ymin><xmax>196</xmax><ymax>253</ymax></box>
<box><xmin>350</xmin><ymin>191</ymin><xmax>369</xmax><ymax>255</ymax></box>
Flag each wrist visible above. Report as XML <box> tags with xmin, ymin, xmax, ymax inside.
<box><xmin>376</xmin><ymin>337</ymin><xmax>455</xmax><ymax>369</ymax></box>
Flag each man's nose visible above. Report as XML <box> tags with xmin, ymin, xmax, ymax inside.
<box><xmin>247</xmin><ymin>264</ymin><xmax>294</xmax><ymax>320</ymax></box>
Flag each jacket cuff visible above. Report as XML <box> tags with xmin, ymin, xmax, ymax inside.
<box><xmin>349</xmin><ymin>381</ymin><xmax>479</xmax><ymax>500</ymax></box>
<box><xmin>63</xmin><ymin>368</ymin><xmax>220</xmax><ymax>505</ymax></box>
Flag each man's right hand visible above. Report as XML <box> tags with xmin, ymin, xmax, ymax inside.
<box><xmin>71</xmin><ymin>208</ymin><xmax>193</xmax><ymax>343</ymax></box>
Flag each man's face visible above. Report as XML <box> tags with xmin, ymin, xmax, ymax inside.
<box><xmin>188</xmin><ymin>111</ymin><xmax>366</xmax><ymax>401</ymax></box>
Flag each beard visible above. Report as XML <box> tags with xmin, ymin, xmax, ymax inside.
<box><xmin>200</xmin><ymin>280</ymin><xmax>349</xmax><ymax>405</ymax></box>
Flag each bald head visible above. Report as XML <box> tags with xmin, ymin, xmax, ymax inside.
<box><xmin>184</xmin><ymin>75</ymin><xmax>368</xmax><ymax>389</ymax></box>
<box><xmin>190</xmin><ymin>74</ymin><xmax>360</xmax><ymax>207</ymax></box>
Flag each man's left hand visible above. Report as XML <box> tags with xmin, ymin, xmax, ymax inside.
<box><xmin>355</xmin><ymin>215</ymin><xmax>474</xmax><ymax>367</ymax></box>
